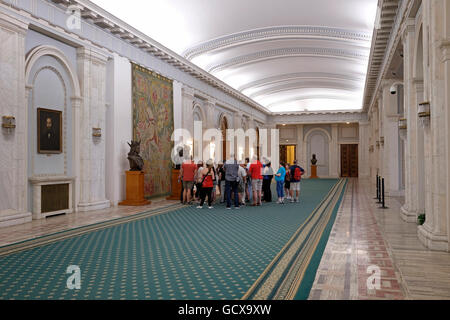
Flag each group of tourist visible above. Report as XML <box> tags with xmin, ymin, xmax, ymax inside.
<box><xmin>178</xmin><ymin>155</ymin><xmax>305</xmax><ymax>209</ymax></box>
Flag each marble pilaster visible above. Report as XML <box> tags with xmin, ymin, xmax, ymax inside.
<box><xmin>76</xmin><ymin>47</ymin><xmax>110</xmax><ymax>212</ymax></box>
<box><xmin>358</xmin><ymin>121</ymin><xmax>370</xmax><ymax>178</ymax></box>
<box><xmin>329</xmin><ymin>124</ymin><xmax>339</xmax><ymax>178</ymax></box>
<box><xmin>0</xmin><ymin>12</ymin><xmax>31</xmax><ymax>227</ymax></box>
<box><xmin>401</xmin><ymin>19</ymin><xmax>420</xmax><ymax>222</ymax></box>
<box><xmin>417</xmin><ymin>0</ymin><xmax>449</xmax><ymax>251</ymax></box>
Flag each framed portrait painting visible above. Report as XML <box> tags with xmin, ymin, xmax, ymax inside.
<box><xmin>37</xmin><ymin>108</ymin><xmax>62</xmax><ymax>154</ymax></box>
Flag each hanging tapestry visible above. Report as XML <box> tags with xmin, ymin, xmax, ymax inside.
<box><xmin>132</xmin><ymin>63</ymin><xmax>174</xmax><ymax>198</ymax></box>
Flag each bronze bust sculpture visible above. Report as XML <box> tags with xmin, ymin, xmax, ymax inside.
<box><xmin>127</xmin><ymin>140</ymin><xmax>144</xmax><ymax>171</ymax></box>
<box><xmin>311</xmin><ymin>154</ymin><xmax>318</xmax><ymax>165</ymax></box>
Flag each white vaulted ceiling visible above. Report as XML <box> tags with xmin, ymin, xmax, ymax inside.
<box><xmin>91</xmin><ymin>0</ymin><xmax>378</xmax><ymax>113</ymax></box>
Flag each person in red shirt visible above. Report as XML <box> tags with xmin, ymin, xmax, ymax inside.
<box><xmin>197</xmin><ymin>159</ymin><xmax>215</xmax><ymax>209</ymax></box>
<box><xmin>180</xmin><ymin>156</ymin><xmax>197</xmax><ymax>204</ymax></box>
<box><xmin>249</xmin><ymin>156</ymin><xmax>263</xmax><ymax>206</ymax></box>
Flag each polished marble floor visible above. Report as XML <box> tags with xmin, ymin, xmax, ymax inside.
<box><xmin>309</xmin><ymin>178</ymin><xmax>450</xmax><ymax>300</ymax></box>
<box><xmin>1</xmin><ymin>179</ymin><xmax>449</xmax><ymax>300</ymax></box>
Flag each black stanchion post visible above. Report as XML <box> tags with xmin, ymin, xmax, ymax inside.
<box><xmin>380</xmin><ymin>178</ymin><xmax>388</xmax><ymax>209</ymax></box>
<box><xmin>377</xmin><ymin>176</ymin><xmax>382</xmax><ymax>203</ymax></box>
<box><xmin>377</xmin><ymin>175</ymin><xmax>380</xmax><ymax>200</ymax></box>
<box><xmin>374</xmin><ymin>174</ymin><xmax>379</xmax><ymax>199</ymax></box>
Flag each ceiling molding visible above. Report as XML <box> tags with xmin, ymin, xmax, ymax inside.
<box><xmin>42</xmin><ymin>0</ymin><xmax>376</xmax><ymax>115</ymax></box>
<box><xmin>183</xmin><ymin>25</ymin><xmax>372</xmax><ymax>60</ymax></box>
<box><xmin>249</xmin><ymin>81</ymin><xmax>361</xmax><ymax>100</ymax></box>
<box><xmin>267</xmin><ymin>95</ymin><xmax>362</xmax><ymax>110</ymax></box>
<box><xmin>239</xmin><ymin>72</ymin><xmax>365</xmax><ymax>92</ymax></box>
<box><xmin>207</xmin><ymin>47</ymin><xmax>370</xmax><ymax>73</ymax></box>
<box><xmin>270</xmin><ymin>111</ymin><xmax>368</xmax><ymax>124</ymax></box>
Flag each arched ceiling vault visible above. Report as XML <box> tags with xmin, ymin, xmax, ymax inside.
<box><xmin>91</xmin><ymin>0</ymin><xmax>379</xmax><ymax>113</ymax></box>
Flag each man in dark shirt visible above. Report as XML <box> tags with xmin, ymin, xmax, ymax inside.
<box><xmin>224</xmin><ymin>154</ymin><xmax>240</xmax><ymax>209</ymax></box>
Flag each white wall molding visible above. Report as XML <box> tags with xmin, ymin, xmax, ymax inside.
<box><xmin>207</xmin><ymin>47</ymin><xmax>369</xmax><ymax>74</ymax></box>
<box><xmin>183</xmin><ymin>25</ymin><xmax>372</xmax><ymax>60</ymax></box>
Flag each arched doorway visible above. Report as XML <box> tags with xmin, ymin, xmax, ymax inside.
<box><xmin>305</xmin><ymin>129</ymin><xmax>331</xmax><ymax>177</ymax></box>
<box><xmin>220</xmin><ymin>116</ymin><xmax>228</xmax><ymax>161</ymax></box>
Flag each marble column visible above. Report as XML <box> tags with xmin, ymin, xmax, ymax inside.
<box><xmin>418</xmin><ymin>0</ymin><xmax>449</xmax><ymax>251</ymax></box>
<box><xmin>384</xmin><ymin>115</ymin><xmax>401</xmax><ymax>195</ymax></box>
<box><xmin>0</xmin><ymin>12</ymin><xmax>31</xmax><ymax>227</ymax></box>
<box><xmin>380</xmin><ymin>79</ymin><xmax>402</xmax><ymax>196</ymax></box>
<box><xmin>203</xmin><ymin>98</ymin><xmax>217</xmax><ymax>161</ymax></box>
<box><xmin>329</xmin><ymin>124</ymin><xmax>339</xmax><ymax>178</ymax></box>
<box><xmin>76</xmin><ymin>47</ymin><xmax>110</xmax><ymax>212</ymax></box>
<box><xmin>296</xmin><ymin>124</ymin><xmax>305</xmax><ymax>171</ymax></box>
<box><xmin>104</xmin><ymin>54</ymin><xmax>132</xmax><ymax>207</ymax></box>
<box><xmin>181</xmin><ymin>86</ymin><xmax>195</xmax><ymax>156</ymax></box>
<box><xmin>233</xmin><ymin>112</ymin><xmax>241</xmax><ymax>158</ymax></box>
<box><xmin>443</xmin><ymin>0</ymin><xmax>450</xmax><ymax>251</ymax></box>
<box><xmin>358</xmin><ymin>121</ymin><xmax>370</xmax><ymax>178</ymax></box>
<box><xmin>204</xmin><ymin>98</ymin><xmax>216</xmax><ymax>128</ymax></box>
<box><xmin>401</xmin><ymin>19</ymin><xmax>420</xmax><ymax>222</ymax></box>
<box><xmin>173</xmin><ymin>80</ymin><xmax>183</xmax><ymax>133</ymax></box>
<box><xmin>248</xmin><ymin>117</ymin><xmax>257</xmax><ymax>160</ymax></box>
<box><xmin>264</xmin><ymin>123</ymin><xmax>279</xmax><ymax>170</ymax></box>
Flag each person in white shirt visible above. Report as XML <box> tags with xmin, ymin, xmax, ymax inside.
<box><xmin>194</xmin><ymin>160</ymin><xmax>204</xmax><ymax>202</ymax></box>
<box><xmin>238</xmin><ymin>161</ymin><xmax>247</xmax><ymax>206</ymax></box>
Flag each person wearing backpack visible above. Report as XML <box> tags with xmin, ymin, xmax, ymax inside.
<box><xmin>284</xmin><ymin>163</ymin><xmax>291</xmax><ymax>201</ymax></box>
<box><xmin>197</xmin><ymin>159</ymin><xmax>215</xmax><ymax>209</ymax></box>
<box><xmin>289</xmin><ymin>160</ymin><xmax>305</xmax><ymax>203</ymax></box>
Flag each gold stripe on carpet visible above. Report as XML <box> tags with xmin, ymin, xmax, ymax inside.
<box><xmin>276</xmin><ymin>179</ymin><xmax>347</xmax><ymax>299</ymax></box>
<box><xmin>242</xmin><ymin>179</ymin><xmax>346</xmax><ymax>300</ymax></box>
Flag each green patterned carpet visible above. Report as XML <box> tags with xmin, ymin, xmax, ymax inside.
<box><xmin>0</xmin><ymin>179</ymin><xmax>346</xmax><ymax>300</ymax></box>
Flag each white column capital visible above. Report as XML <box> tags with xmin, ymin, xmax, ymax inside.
<box><xmin>439</xmin><ymin>40</ymin><xmax>450</xmax><ymax>62</ymax></box>
<box><xmin>359</xmin><ymin>120</ymin><xmax>370</xmax><ymax>127</ymax></box>
<box><xmin>204</xmin><ymin>98</ymin><xmax>217</xmax><ymax>107</ymax></box>
<box><xmin>76</xmin><ymin>47</ymin><xmax>109</xmax><ymax>65</ymax></box>
<box><xmin>182</xmin><ymin>86</ymin><xmax>195</xmax><ymax>98</ymax></box>
<box><xmin>0</xmin><ymin>12</ymin><xmax>28</xmax><ymax>36</ymax></box>
<box><xmin>70</xmin><ymin>96</ymin><xmax>83</xmax><ymax>108</ymax></box>
<box><xmin>401</xmin><ymin>18</ymin><xmax>416</xmax><ymax>43</ymax></box>
<box><xmin>413</xmin><ymin>78</ymin><xmax>424</xmax><ymax>91</ymax></box>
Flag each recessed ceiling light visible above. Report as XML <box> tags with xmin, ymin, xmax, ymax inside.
<box><xmin>282</xmin><ymin>124</ymin><xmax>286</xmax><ymax>126</ymax></box>
<box><xmin>346</xmin><ymin>122</ymin><xmax>351</xmax><ymax>124</ymax></box>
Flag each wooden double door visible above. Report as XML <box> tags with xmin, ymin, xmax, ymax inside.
<box><xmin>341</xmin><ymin>144</ymin><xmax>358</xmax><ymax>177</ymax></box>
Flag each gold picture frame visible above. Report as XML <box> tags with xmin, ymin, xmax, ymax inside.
<box><xmin>37</xmin><ymin>108</ymin><xmax>62</xmax><ymax>154</ymax></box>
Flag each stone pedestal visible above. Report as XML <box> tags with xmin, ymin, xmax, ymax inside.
<box><xmin>166</xmin><ymin>169</ymin><xmax>182</xmax><ymax>200</ymax></box>
<box><xmin>310</xmin><ymin>165</ymin><xmax>318</xmax><ymax>179</ymax></box>
<box><xmin>119</xmin><ymin>171</ymin><xmax>151</xmax><ymax>206</ymax></box>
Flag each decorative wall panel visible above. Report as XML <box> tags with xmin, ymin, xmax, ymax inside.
<box><xmin>132</xmin><ymin>64</ymin><xmax>174</xmax><ymax>198</ymax></box>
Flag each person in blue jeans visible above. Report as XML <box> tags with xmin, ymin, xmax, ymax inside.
<box><xmin>224</xmin><ymin>154</ymin><xmax>240</xmax><ymax>209</ymax></box>
<box><xmin>275</xmin><ymin>162</ymin><xmax>286</xmax><ymax>204</ymax></box>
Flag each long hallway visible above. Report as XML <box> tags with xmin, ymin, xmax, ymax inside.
<box><xmin>0</xmin><ymin>179</ymin><xmax>345</xmax><ymax>300</ymax></box>
<box><xmin>310</xmin><ymin>179</ymin><xmax>450</xmax><ymax>300</ymax></box>
<box><xmin>1</xmin><ymin>178</ymin><xmax>449</xmax><ymax>300</ymax></box>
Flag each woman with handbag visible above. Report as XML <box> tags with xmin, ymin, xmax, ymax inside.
<box><xmin>197</xmin><ymin>159</ymin><xmax>215</xmax><ymax>209</ymax></box>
